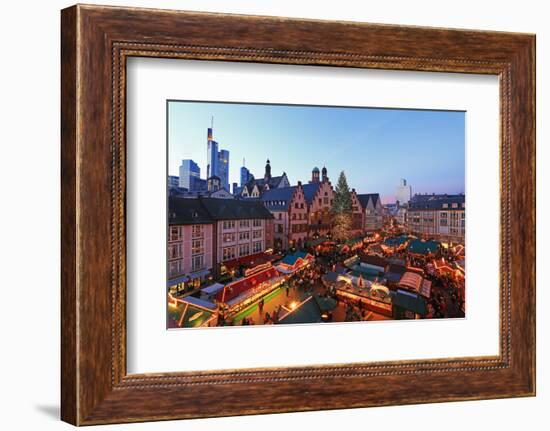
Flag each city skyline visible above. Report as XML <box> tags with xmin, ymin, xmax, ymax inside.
<box><xmin>168</xmin><ymin>101</ymin><xmax>465</xmax><ymax>203</ymax></box>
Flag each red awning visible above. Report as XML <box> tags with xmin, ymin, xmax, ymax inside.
<box><xmin>216</xmin><ymin>266</ymin><xmax>280</xmax><ymax>303</ymax></box>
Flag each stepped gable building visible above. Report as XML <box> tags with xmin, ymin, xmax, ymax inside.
<box><xmin>167</xmin><ymin>196</ymin><xmax>274</xmax><ymax>294</ymax></box>
<box><xmin>239</xmin><ymin>159</ymin><xmax>290</xmax><ymax>198</ymax></box>
<box><xmin>407</xmin><ymin>193</ymin><xmax>465</xmax><ymax>244</ymax></box>
<box><xmin>261</xmin><ymin>182</ymin><xmax>308</xmax><ymax>251</ymax></box>
<box><xmin>259</xmin><ymin>166</ymin><xmax>334</xmax><ymax>251</ymax></box>
<box><xmin>357</xmin><ymin>193</ymin><xmax>384</xmax><ymax>231</ymax></box>
<box><xmin>303</xmin><ymin>166</ymin><xmax>334</xmax><ymax>238</ymax></box>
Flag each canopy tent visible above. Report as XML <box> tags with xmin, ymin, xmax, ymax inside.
<box><xmin>216</xmin><ymin>266</ymin><xmax>280</xmax><ymax>304</ymax></box>
<box><xmin>383</xmin><ymin>235</ymin><xmax>409</xmax><ymax>247</ymax></box>
<box><xmin>166</xmin><ymin>274</ymin><xmax>189</xmax><ymax>288</ymax></box>
<box><xmin>277</xmin><ymin>296</ymin><xmax>322</xmax><ymax>325</ymax></box>
<box><xmin>398</xmin><ymin>271</ymin><xmax>423</xmax><ymax>292</ymax></box>
<box><xmin>200</xmin><ymin>283</ymin><xmax>225</xmax><ymax>296</ymax></box>
<box><xmin>393</xmin><ymin>289</ymin><xmax>427</xmax><ymax>316</ymax></box>
<box><xmin>407</xmin><ymin>239</ymin><xmax>440</xmax><ymax>255</ymax></box>
<box><xmin>180</xmin><ymin>295</ymin><xmax>217</xmax><ymax>311</ymax></box>
<box><xmin>167</xmin><ymin>301</ymin><xmax>215</xmax><ymax>328</ymax></box>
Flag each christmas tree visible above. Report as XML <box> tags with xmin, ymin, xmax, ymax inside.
<box><xmin>332</xmin><ymin>171</ymin><xmax>353</xmax><ymax>242</ymax></box>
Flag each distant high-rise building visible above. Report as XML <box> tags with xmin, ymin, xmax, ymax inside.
<box><xmin>217</xmin><ymin>149</ymin><xmax>230</xmax><ymax>191</ymax></box>
<box><xmin>395</xmin><ymin>178</ymin><xmax>412</xmax><ymax>206</ymax></box>
<box><xmin>206</xmin><ymin>126</ymin><xmax>218</xmax><ymax>180</ymax></box>
<box><xmin>179</xmin><ymin>159</ymin><xmax>201</xmax><ymax>190</ymax></box>
<box><xmin>205</xmin><ymin>119</ymin><xmax>229</xmax><ymax>190</ymax></box>
<box><xmin>168</xmin><ymin>175</ymin><xmax>180</xmax><ymax>190</ymax></box>
<box><xmin>240</xmin><ymin>159</ymin><xmax>251</xmax><ymax>187</ymax></box>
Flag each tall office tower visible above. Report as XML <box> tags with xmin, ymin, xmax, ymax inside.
<box><xmin>206</xmin><ymin>125</ymin><xmax>219</xmax><ymax>180</ymax></box>
<box><xmin>178</xmin><ymin>159</ymin><xmax>201</xmax><ymax>190</ymax></box>
<box><xmin>240</xmin><ymin>159</ymin><xmax>251</xmax><ymax>186</ymax></box>
<box><xmin>217</xmin><ymin>149</ymin><xmax>230</xmax><ymax>191</ymax></box>
<box><xmin>395</xmin><ymin>178</ymin><xmax>412</xmax><ymax>206</ymax></box>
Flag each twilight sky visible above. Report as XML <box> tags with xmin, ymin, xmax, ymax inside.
<box><xmin>168</xmin><ymin>101</ymin><xmax>465</xmax><ymax>203</ymax></box>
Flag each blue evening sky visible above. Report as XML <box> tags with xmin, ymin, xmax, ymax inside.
<box><xmin>168</xmin><ymin>101</ymin><xmax>465</xmax><ymax>203</ymax></box>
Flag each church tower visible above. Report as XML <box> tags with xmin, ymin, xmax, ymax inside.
<box><xmin>264</xmin><ymin>159</ymin><xmax>272</xmax><ymax>182</ymax></box>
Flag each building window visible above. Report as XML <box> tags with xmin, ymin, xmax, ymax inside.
<box><xmin>223</xmin><ymin>220</ymin><xmax>235</xmax><ymax>230</ymax></box>
<box><xmin>239</xmin><ymin>231</ymin><xmax>250</xmax><ymax>241</ymax></box>
<box><xmin>239</xmin><ymin>220</ymin><xmax>250</xmax><ymax>228</ymax></box>
<box><xmin>253</xmin><ymin>219</ymin><xmax>262</xmax><ymax>227</ymax></box>
<box><xmin>191</xmin><ymin>239</ymin><xmax>203</xmax><ymax>255</ymax></box>
<box><xmin>239</xmin><ymin>244</ymin><xmax>250</xmax><ymax>257</ymax></box>
<box><xmin>252</xmin><ymin>230</ymin><xmax>262</xmax><ymax>239</ymax></box>
<box><xmin>169</xmin><ymin>243</ymin><xmax>182</xmax><ymax>259</ymax></box>
<box><xmin>191</xmin><ymin>255</ymin><xmax>204</xmax><ymax>271</ymax></box>
<box><xmin>192</xmin><ymin>225</ymin><xmax>203</xmax><ymax>238</ymax></box>
<box><xmin>278</xmin><ymin>213</ymin><xmax>282</xmax><ymax>220</ymax></box>
<box><xmin>223</xmin><ymin>233</ymin><xmax>235</xmax><ymax>243</ymax></box>
<box><xmin>253</xmin><ymin>241</ymin><xmax>262</xmax><ymax>253</ymax></box>
<box><xmin>169</xmin><ymin>226</ymin><xmax>181</xmax><ymax>241</ymax></box>
<box><xmin>169</xmin><ymin>260</ymin><xmax>183</xmax><ymax>277</ymax></box>
<box><xmin>223</xmin><ymin>247</ymin><xmax>236</xmax><ymax>260</ymax></box>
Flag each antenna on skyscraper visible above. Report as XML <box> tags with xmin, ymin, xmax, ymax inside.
<box><xmin>211</xmin><ymin>116</ymin><xmax>214</xmax><ymax>130</ymax></box>
<box><xmin>243</xmin><ymin>158</ymin><xmax>245</xmax><ymax>167</ymax></box>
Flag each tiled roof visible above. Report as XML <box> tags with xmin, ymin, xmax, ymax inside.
<box><xmin>356</xmin><ymin>193</ymin><xmax>380</xmax><ymax>209</ymax></box>
<box><xmin>168</xmin><ymin>197</ymin><xmax>213</xmax><ymax>225</ymax></box>
<box><xmin>200</xmin><ymin>197</ymin><xmax>274</xmax><ymax>220</ymax></box>
<box><xmin>260</xmin><ymin>186</ymin><xmax>297</xmax><ymax>210</ymax></box>
<box><xmin>409</xmin><ymin>194</ymin><xmax>465</xmax><ymax>210</ymax></box>
<box><xmin>169</xmin><ymin>196</ymin><xmax>273</xmax><ymax>225</ymax></box>
<box><xmin>245</xmin><ymin>175</ymin><xmax>286</xmax><ymax>193</ymax></box>
<box><xmin>301</xmin><ymin>182</ymin><xmax>321</xmax><ymax>205</ymax></box>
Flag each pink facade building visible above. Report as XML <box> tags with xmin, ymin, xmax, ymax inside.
<box><xmin>304</xmin><ymin>166</ymin><xmax>334</xmax><ymax>238</ymax></box>
<box><xmin>168</xmin><ymin>196</ymin><xmax>274</xmax><ymax>293</ymax></box>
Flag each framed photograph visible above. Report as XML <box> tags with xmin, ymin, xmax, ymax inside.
<box><xmin>61</xmin><ymin>4</ymin><xmax>536</xmax><ymax>425</ymax></box>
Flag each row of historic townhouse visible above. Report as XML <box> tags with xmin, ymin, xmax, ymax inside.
<box><xmin>167</xmin><ymin>196</ymin><xmax>274</xmax><ymax>293</ymax></box>
<box><xmin>406</xmin><ymin>195</ymin><xmax>466</xmax><ymax>244</ymax></box>
<box><xmin>260</xmin><ymin>170</ymin><xmax>385</xmax><ymax>251</ymax></box>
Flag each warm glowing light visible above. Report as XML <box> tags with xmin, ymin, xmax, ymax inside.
<box><xmin>289</xmin><ymin>301</ymin><xmax>298</xmax><ymax>310</ymax></box>
<box><xmin>168</xmin><ymin>293</ymin><xmax>178</xmax><ymax>308</ymax></box>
